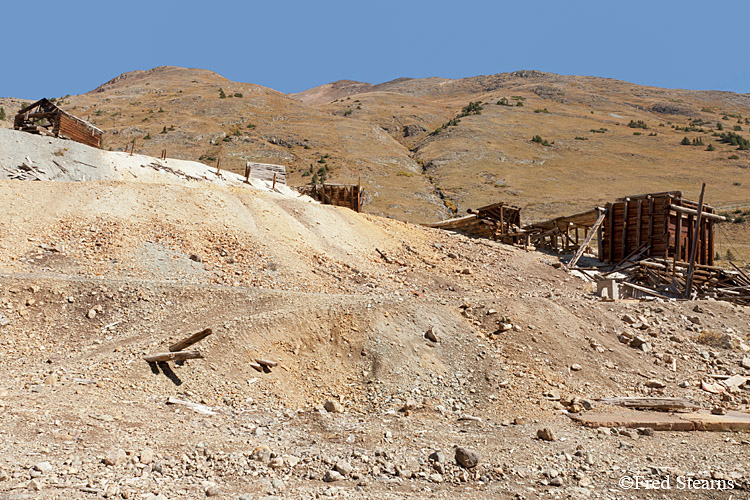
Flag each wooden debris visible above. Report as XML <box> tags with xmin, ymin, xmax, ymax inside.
<box><xmin>376</xmin><ymin>248</ymin><xmax>393</xmax><ymax>264</ymax></box>
<box><xmin>143</xmin><ymin>350</ymin><xmax>203</xmax><ymax>363</ymax></box>
<box><xmin>166</xmin><ymin>397</ymin><xmax>216</xmax><ymax>415</ymax></box>
<box><xmin>248</xmin><ymin>361</ymin><xmax>264</xmax><ymax>372</ymax></box>
<box><xmin>169</xmin><ymin>328</ymin><xmax>213</xmax><ymax>352</ymax></box>
<box><xmin>255</xmin><ymin>358</ymin><xmax>277</xmax><ymax>373</ymax></box>
<box><xmin>569</xmin><ymin>409</ymin><xmax>750</xmax><ymax>431</ymax></box>
<box><xmin>597</xmin><ymin>397</ymin><xmax>699</xmax><ymax>412</ymax></box>
<box><xmin>255</xmin><ymin>358</ymin><xmax>277</xmax><ymax>368</ymax></box>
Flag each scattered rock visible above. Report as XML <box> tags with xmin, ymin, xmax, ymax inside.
<box><xmin>454</xmin><ymin>447</ymin><xmax>479</xmax><ymax>468</ymax></box>
<box><xmin>104</xmin><ymin>448</ymin><xmax>127</xmax><ymax>466</ymax></box>
<box><xmin>334</xmin><ymin>460</ymin><xmax>353</xmax><ymax>476</ymax></box>
<box><xmin>324</xmin><ymin>400</ymin><xmax>344</xmax><ymax>413</ymax></box>
<box><xmin>250</xmin><ymin>445</ymin><xmax>271</xmax><ymax>463</ymax></box>
<box><xmin>87</xmin><ymin>308</ymin><xmax>97</xmax><ymax>319</ymax></box>
<box><xmin>140</xmin><ymin>448</ymin><xmax>154</xmax><ymax>465</ymax></box>
<box><xmin>324</xmin><ymin>470</ymin><xmax>345</xmax><ymax>482</ymax></box>
<box><xmin>34</xmin><ymin>461</ymin><xmax>53</xmax><ymax>474</ymax></box>
<box><xmin>570</xmin><ymin>363</ymin><xmax>583</xmax><ymax>371</ymax></box>
<box><xmin>537</xmin><ymin>428</ymin><xmax>556</xmax><ymax>441</ymax></box>
<box><xmin>205</xmin><ymin>485</ymin><xmax>221</xmax><ymax>497</ymax></box>
<box><xmin>741</xmin><ymin>357</ymin><xmax>750</xmax><ymax>370</ymax></box>
<box><xmin>646</xmin><ymin>379</ymin><xmax>666</xmax><ymax>389</ymax></box>
<box><xmin>425</xmin><ymin>326</ymin><xmax>439</xmax><ymax>343</ymax></box>
<box><xmin>428</xmin><ymin>451</ymin><xmax>446</xmax><ymax>463</ymax></box>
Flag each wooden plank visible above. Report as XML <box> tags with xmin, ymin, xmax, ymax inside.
<box><xmin>621</xmin><ymin>199</ymin><xmax>629</xmax><ymax>261</ymax></box>
<box><xmin>635</xmin><ymin>199</ymin><xmax>642</xmax><ymax>249</ymax></box>
<box><xmin>571</xmin><ymin>409</ymin><xmax>750</xmax><ymax>432</ymax></box>
<box><xmin>685</xmin><ymin>183</ymin><xmax>706</xmax><ymax>298</ymax></box>
<box><xmin>166</xmin><ymin>397</ymin><xmax>216</xmax><ymax>415</ymax></box>
<box><xmin>674</xmin><ymin>212</ymin><xmax>683</xmax><ymax>262</ymax></box>
<box><xmin>169</xmin><ymin>328</ymin><xmax>213</xmax><ymax>352</ymax></box>
<box><xmin>597</xmin><ymin>397</ymin><xmax>699</xmax><ymax>411</ymax></box>
<box><xmin>608</xmin><ymin>203</ymin><xmax>614</xmax><ymax>263</ymax></box>
<box><xmin>143</xmin><ymin>350</ymin><xmax>203</xmax><ymax>363</ymax></box>
<box><xmin>568</xmin><ymin>209</ymin><xmax>606</xmax><ymax>268</ymax></box>
<box><xmin>669</xmin><ymin>204</ymin><xmax>726</xmax><ymax>222</ymax></box>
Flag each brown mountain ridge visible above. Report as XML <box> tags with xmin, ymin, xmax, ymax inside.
<box><xmin>1</xmin><ymin>65</ymin><xmax>748</xmax><ymax>259</ymax></box>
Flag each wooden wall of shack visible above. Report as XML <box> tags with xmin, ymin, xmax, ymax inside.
<box><xmin>600</xmin><ymin>191</ymin><xmax>715</xmax><ymax>266</ymax></box>
<box><xmin>55</xmin><ymin>113</ymin><xmax>102</xmax><ymax>148</ymax></box>
<box><xmin>301</xmin><ymin>183</ymin><xmax>362</xmax><ymax>212</ymax></box>
<box><xmin>14</xmin><ymin>99</ymin><xmax>102</xmax><ymax>148</ymax></box>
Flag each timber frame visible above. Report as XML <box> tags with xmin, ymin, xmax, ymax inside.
<box><xmin>14</xmin><ymin>98</ymin><xmax>103</xmax><ymax>148</ymax></box>
<box><xmin>300</xmin><ymin>183</ymin><xmax>363</xmax><ymax>212</ymax></box>
<box><xmin>600</xmin><ymin>191</ymin><xmax>721</xmax><ymax>266</ymax></box>
<box><xmin>425</xmin><ymin>202</ymin><xmax>522</xmax><ymax>242</ymax></box>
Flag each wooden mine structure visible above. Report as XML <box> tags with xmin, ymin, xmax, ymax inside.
<box><xmin>301</xmin><ymin>183</ymin><xmax>363</xmax><ymax>212</ymax></box>
<box><xmin>523</xmin><ymin>208</ymin><xmax>604</xmax><ymax>254</ymax></box>
<box><xmin>14</xmin><ymin>98</ymin><xmax>103</xmax><ymax>148</ymax></box>
<box><xmin>600</xmin><ymin>191</ymin><xmax>723</xmax><ymax>266</ymax></box>
<box><xmin>245</xmin><ymin>161</ymin><xmax>286</xmax><ymax>185</ymax></box>
<box><xmin>426</xmin><ymin>202</ymin><xmax>522</xmax><ymax>242</ymax></box>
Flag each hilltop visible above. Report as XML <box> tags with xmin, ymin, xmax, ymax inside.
<box><xmin>1</xmin><ymin>66</ymin><xmax>748</xmax><ymax>259</ymax></box>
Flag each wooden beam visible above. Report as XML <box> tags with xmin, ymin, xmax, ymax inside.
<box><xmin>608</xmin><ymin>203</ymin><xmax>614</xmax><ymax>263</ymax></box>
<box><xmin>598</xmin><ymin>397</ymin><xmax>699</xmax><ymax>411</ymax></box>
<box><xmin>669</xmin><ymin>204</ymin><xmax>726</xmax><ymax>222</ymax></box>
<box><xmin>169</xmin><ymin>328</ymin><xmax>213</xmax><ymax>352</ymax></box>
<box><xmin>674</xmin><ymin>211</ymin><xmax>683</xmax><ymax>262</ymax></box>
<box><xmin>636</xmin><ymin>199</ymin><xmax>642</xmax><ymax>249</ymax></box>
<box><xmin>685</xmin><ymin>183</ymin><xmax>706</xmax><ymax>298</ymax></box>
<box><xmin>143</xmin><ymin>350</ymin><xmax>204</xmax><ymax>363</ymax></box>
<box><xmin>568</xmin><ymin>209</ymin><xmax>606</xmax><ymax>268</ymax></box>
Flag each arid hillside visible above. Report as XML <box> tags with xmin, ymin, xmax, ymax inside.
<box><xmin>1</xmin><ymin>66</ymin><xmax>749</xmax><ymax>260</ymax></box>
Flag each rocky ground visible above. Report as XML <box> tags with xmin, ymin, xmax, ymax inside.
<box><xmin>1</xmin><ymin>141</ymin><xmax>749</xmax><ymax>499</ymax></box>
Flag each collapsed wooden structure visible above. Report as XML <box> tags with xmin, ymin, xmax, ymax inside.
<box><xmin>600</xmin><ymin>191</ymin><xmax>721</xmax><ymax>266</ymax></box>
<box><xmin>245</xmin><ymin>161</ymin><xmax>286</xmax><ymax>185</ymax></box>
<box><xmin>523</xmin><ymin>208</ymin><xmax>605</xmax><ymax>257</ymax></box>
<box><xmin>425</xmin><ymin>202</ymin><xmax>522</xmax><ymax>242</ymax></box>
<box><xmin>300</xmin><ymin>183</ymin><xmax>363</xmax><ymax>212</ymax></box>
<box><xmin>14</xmin><ymin>98</ymin><xmax>103</xmax><ymax>148</ymax></box>
<box><xmin>425</xmin><ymin>190</ymin><xmax>747</xmax><ymax>302</ymax></box>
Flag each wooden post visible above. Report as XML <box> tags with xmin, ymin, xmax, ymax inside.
<box><xmin>169</xmin><ymin>328</ymin><xmax>213</xmax><ymax>352</ymax></box>
<box><xmin>569</xmin><ymin>209</ymin><xmax>606</xmax><ymax>268</ymax></box>
<box><xmin>608</xmin><ymin>203</ymin><xmax>614</xmax><ymax>263</ymax></box>
<box><xmin>685</xmin><ymin>183</ymin><xmax>706</xmax><ymax>298</ymax></box>
<box><xmin>130</xmin><ymin>140</ymin><xmax>135</xmax><ymax>156</ymax></box>
<box><xmin>356</xmin><ymin>177</ymin><xmax>361</xmax><ymax>212</ymax></box>
<box><xmin>647</xmin><ymin>196</ymin><xmax>654</xmax><ymax>258</ymax></box>
<box><xmin>272</xmin><ymin>173</ymin><xmax>277</xmax><ymax>190</ymax></box>
<box><xmin>597</xmin><ymin>207</ymin><xmax>605</xmax><ymax>260</ymax></box>
<box><xmin>143</xmin><ymin>350</ymin><xmax>203</xmax><ymax>363</ymax></box>
<box><xmin>635</xmin><ymin>199</ymin><xmax>642</xmax><ymax>248</ymax></box>
<box><xmin>216</xmin><ymin>158</ymin><xmax>221</xmax><ymax>175</ymax></box>
<box><xmin>674</xmin><ymin>211</ymin><xmax>683</xmax><ymax>262</ymax></box>
<box><xmin>621</xmin><ymin>199</ymin><xmax>629</xmax><ymax>261</ymax></box>
<box><xmin>245</xmin><ymin>162</ymin><xmax>251</xmax><ymax>183</ymax></box>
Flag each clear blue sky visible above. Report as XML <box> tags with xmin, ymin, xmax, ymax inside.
<box><xmin>4</xmin><ymin>0</ymin><xmax>749</xmax><ymax>99</ymax></box>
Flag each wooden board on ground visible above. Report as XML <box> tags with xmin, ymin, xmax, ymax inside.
<box><xmin>569</xmin><ymin>408</ymin><xmax>750</xmax><ymax>431</ymax></box>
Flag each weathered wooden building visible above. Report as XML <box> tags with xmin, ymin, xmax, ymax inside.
<box><xmin>245</xmin><ymin>161</ymin><xmax>286</xmax><ymax>185</ymax></box>
<box><xmin>14</xmin><ymin>98</ymin><xmax>103</xmax><ymax>148</ymax></box>
<box><xmin>300</xmin><ymin>183</ymin><xmax>363</xmax><ymax>212</ymax></box>
<box><xmin>600</xmin><ymin>191</ymin><xmax>723</xmax><ymax>266</ymax></box>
